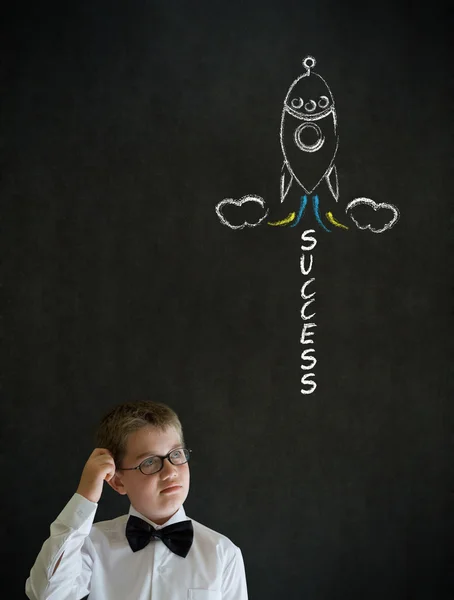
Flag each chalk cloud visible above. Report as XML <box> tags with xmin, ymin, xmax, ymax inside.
<box><xmin>346</xmin><ymin>198</ymin><xmax>400</xmax><ymax>233</ymax></box>
<box><xmin>215</xmin><ymin>195</ymin><xmax>268</xmax><ymax>230</ymax></box>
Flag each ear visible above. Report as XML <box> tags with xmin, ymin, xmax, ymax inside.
<box><xmin>106</xmin><ymin>472</ymin><xmax>128</xmax><ymax>496</ymax></box>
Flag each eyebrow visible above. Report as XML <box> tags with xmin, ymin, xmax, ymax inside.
<box><xmin>135</xmin><ymin>444</ymin><xmax>182</xmax><ymax>460</ymax></box>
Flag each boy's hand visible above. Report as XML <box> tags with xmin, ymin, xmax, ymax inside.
<box><xmin>76</xmin><ymin>448</ymin><xmax>116</xmax><ymax>503</ymax></box>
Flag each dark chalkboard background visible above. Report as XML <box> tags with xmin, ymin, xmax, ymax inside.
<box><xmin>2</xmin><ymin>1</ymin><xmax>453</xmax><ymax>598</ymax></box>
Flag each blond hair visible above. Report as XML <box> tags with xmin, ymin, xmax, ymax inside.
<box><xmin>95</xmin><ymin>400</ymin><xmax>184</xmax><ymax>466</ymax></box>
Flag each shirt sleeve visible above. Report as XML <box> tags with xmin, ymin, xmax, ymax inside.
<box><xmin>25</xmin><ymin>493</ymin><xmax>97</xmax><ymax>600</ymax></box>
<box><xmin>221</xmin><ymin>546</ymin><xmax>248</xmax><ymax>600</ymax></box>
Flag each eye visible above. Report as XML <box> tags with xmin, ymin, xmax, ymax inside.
<box><xmin>142</xmin><ymin>456</ymin><xmax>158</xmax><ymax>467</ymax></box>
<box><xmin>318</xmin><ymin>95</ymin><xmax>329</xmax><ymax>109</ymax></box>
<box><xmin>291</xmin><ymin>97</ymin><xmax>304</xmax><ymax>109</ymax></box>
<box><xmin>170</xmin><ymin>449</ymin><xmax>183</xmax><ymax>460</ymax></box>
<box><xmin>304</xmin><ymin>100</ymin><xmax>317</xmax><ymax>112</ymax></box>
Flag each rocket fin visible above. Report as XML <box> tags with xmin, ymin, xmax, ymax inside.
<box><xmin>280</xmin><ymin>163</ymin><xmax>294</xmax><ymax>203</ymax></box>
<box><xmin>325</xmin><ymin>164</ymin><xmax>339</xmax><ymax>201</ymax></box>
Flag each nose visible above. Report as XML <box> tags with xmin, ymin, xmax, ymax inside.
<box><xmin>160</xmin><ymin>457</ymin><xmax>178</xmax><ymax>479</ymax></box>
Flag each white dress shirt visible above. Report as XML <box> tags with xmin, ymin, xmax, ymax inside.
<box><xmin>26</xmin><ymin>493</ymin><xmax>248</xmax><ymax>600</ymax></box>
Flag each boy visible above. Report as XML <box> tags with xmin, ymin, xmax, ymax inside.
<box><xmin>26</xmin><ymin>400</ymin><xmax>248</xmax><ymax>599</ymax></box>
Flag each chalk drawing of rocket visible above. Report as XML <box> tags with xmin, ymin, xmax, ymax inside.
<box><xmin>273</xmin><ymin>55</ymin><xmax>342</xmax><ymax>230</ymax></box>
<box><xmin>215</xmin><ymin>56</ymin><xmax>399</xmax><ymax>233</ymax></box>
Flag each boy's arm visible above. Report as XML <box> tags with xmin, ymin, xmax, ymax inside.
<box><xmin>221</xmin><ymin>546</ymin><xmax>248</xmax><ymax>600</ymax></box>
<box><xmin>25</xmin><ymin>493</ymin><xmax>97</xmax><ymax>600</ymax></box>
<box><xmin>26</xmin><ymin>448</ymin><xmax>115</xmax><ymax>600</ymax></box>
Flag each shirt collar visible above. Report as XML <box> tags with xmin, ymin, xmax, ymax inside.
<box><xmin>128</xmin><ymin>504</ymin><xmax>187</xmax><ymax>530</ymax></box>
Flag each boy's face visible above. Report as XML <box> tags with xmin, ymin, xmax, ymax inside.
<box><xmin>108</xmin><ymin>425</ymin><xmax>190</xmax><ymax>524</ymax></box>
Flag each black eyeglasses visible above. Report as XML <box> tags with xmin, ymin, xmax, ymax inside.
<box><xmin>118</xmin><ymin>448</ymin><xmax>192</xmax><ymax>475</ymax></box>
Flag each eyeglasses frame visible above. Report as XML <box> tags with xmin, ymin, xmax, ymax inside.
<box><xmin>117</xmin><ymin>447</ymin><xmax>192</xmax><ymax>475</ymax></box>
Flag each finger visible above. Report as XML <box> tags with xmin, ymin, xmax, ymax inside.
<box><xmin>104</xmin><ymin>466</ymin><xmax>117</xmax><ymax>481</ymax></box>
<box><xmin>97</xmin><ymin>459</ymin><xmax>116</xmax><ymax>473</ymax></box>
<box><xmin>99</xmin><ymin>457</ymin><xmax>116</xmax><ymax>469</ymax></box>
<box><xmin>93</xmin><ymin>448</ymin><xmax>113</xmax><ymax>457</ymax></box>
<box><xmin>95</xmin><ymin>454</ymin><xmax>115</xmax><ymax>464</ymax></box>
<box><xmin>93</xmin><ymin>454</ymin><xmax>116</xmax><ymax>465</ymax></box>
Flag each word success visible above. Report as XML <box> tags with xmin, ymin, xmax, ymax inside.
<box><xmin>300</xmin><ymin>230</ymin><xmax>317</xmax><ymax>394</ymax></box>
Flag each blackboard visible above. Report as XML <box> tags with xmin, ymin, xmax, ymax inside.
<box><xmin>3</xmin><ymin>1</ymin><xmax>453</xmax><ymax>598</ymax></box>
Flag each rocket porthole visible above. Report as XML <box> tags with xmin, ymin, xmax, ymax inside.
<box><xmin>304</xmin><ymin>100</ymin><xmax>317</xmax><ymax>113</ymax></box>
<box><xmin>294</xmin><ymin>122</ymin><xmax>325</xmax><ymax>153</ymax></box>
<box><xmin>318</xmin><ymin>96</ymin><xmax>329</xmax><ymax>109</ymax></box>
<box><xmin>291</xmin><ymin>97</ymin><xmax>304</xmax><ymax>109</ymax></box>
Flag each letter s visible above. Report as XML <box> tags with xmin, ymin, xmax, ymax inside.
<box><xmin>301</xmin><ymin>373</ymin><xmax>317</xmax><ymax>395</ymax></box>
<box><xmin>301</xmin><ymin>229</ymin><xmax>317</xmax><ymax>251</ymax></box>
<box><xmin>301</xmin><ymin>348</ymin><xmax>317</xmax><ymax>370</ymax></box>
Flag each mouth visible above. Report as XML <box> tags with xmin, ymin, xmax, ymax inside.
<box><xmin>160</xmin><ymin>485</ymin><xmax>182</xmax><ymax>494</ymax></box>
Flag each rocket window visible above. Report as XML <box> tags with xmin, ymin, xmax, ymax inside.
<box><xmin>291</xmin><ymin>97</ymin><xmax>304</xmax><ymax>109</ymax></box>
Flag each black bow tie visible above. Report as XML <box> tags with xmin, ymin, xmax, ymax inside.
<box><xmin>125</xmin><ymin>515</ymin><xmax>194</xmax><ymax>558</ymax></box>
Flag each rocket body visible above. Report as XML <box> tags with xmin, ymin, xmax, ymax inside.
<box><xmin>280</xmin><ymin>67</ymin><xmax>338</xmax><ymax>197</ymax></box>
